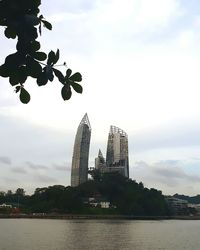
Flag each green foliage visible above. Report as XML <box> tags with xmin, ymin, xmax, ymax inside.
<box><xmin>88</xmin><ymin>171</ymin><xmax>168</xmax><ymax>215</ymax></box>
<box><xmin>19</xmin><ymin>87</ymin><xmax>30</xmax><ymax>103</ymax></box>
<box><xmin>0</xmin><ymin>174</ymin><xmax>169</xmax><ymax>215</ymax></box>
<box><xmin>29</xmin><ymin>185</ymin><xmax>82</xmax><ymax>213</ymax></box>
<box><xmin>61</xmin><ymin>85</ymin><xmax>72</xmax><ymax>100</ymax></box>
<box><xmin>15</xmin><ymin>188</ymin><xmax>25</xmax><ymax>196</ymax></box>
<box><xmin>0</xmin><ymin>0</ymin><xmax>83</xmax><ymax>104</ymax></box>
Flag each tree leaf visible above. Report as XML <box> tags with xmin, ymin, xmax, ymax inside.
<box><xmin>39</xmin><ymin>15</ymin><xmax>44</xmax><ymax>20</ymax></box>
<box><xmin>4</xmin><ymin>27</ymin><xmax>17</xmax><ymax>39</ymax></box>
<box><xmin>45</xmin><ymin>65</ymin><xmax>54</xmax><ymax>81</ymax></box>
<box><xmin>39</xmin><ymin>22</ymin><xmax>42</xmax><ymax>35</ymax></box>
<box><xmin>20</xmin><ymin>88</ymin><xmax>31</xmax><ymax>104</ymax></box>
<box><xmin>66</xmin><ymin>69</ymin><xmax>72</xmax><ymax>78</ymax></box>
<box><xmin>5</xmin><ymin>53</ymin><xmax>25</xmax><ymax>69</ymax></box>
<box><xmin>30</xmin><ymin>0</ymin><xmax>41</xmax><ymax>9</ymax></box>
<box><xmin>30</xmin><ymin>41</ymin><xmax>41</xmax><ymax>52</ymax></box>
<box><xmin>47</xmin><ymin>50</ymin><xmax>56</xmax><ymax>65</ymax></box>
<box><xmin>54</xmin><ymin>49</ymin><xmax>60</xmax><ymax>64</ymax></box>
<box><xmin>9</xmin><ymin>67</ymin><xmax>27</xmax><ymax>86</ymax></box>
<box><xmin>61</xmin><ymin>85</ymin><xmax>72</xmax><ymax>100</ymax></box>
<box><xmin>34</xmin><ymin>52</ymin><xmax>47</xmax><ymax>61</ymax></box>
<box><xmin>15</xmin><ymin>86</ymin><xmax>21</xmax><ymax>93</ymax></box>
<box><xmin>9</xmin><ymin>76</ymin><xmax>19</xmax><ymax>86</ymax></box>
<box><xmin>17</xmin><ymin>66</ymin><xmax>28</xmax><ymax>83</ymax></box>
<box><xmin>69</xmin><ymin>72</ymin><xmax>82</xmax><ymax>82</ymax></box>
<box><xmin>37</xmin><ymin>72</ymin><xmax>48</xmax><ymax>86</ymax></box>
<box><xmin>53</xmin><ymin>68</ymin><xmax>65</xmax><ymax>83</ymax></box>
<box><xmin>41</xmin><ymin>20</ymin><xmax>52</xmax><ymax>30</ymax></box>
<box><xmin>71</xmin><ymin>82</ymin><xmax>83</xmax><ymax>94</ymax></box>
<box><xmin>0</xmin><ymin>64</ymin><xmax>10</xmax><ymax>77</ymax></box>
<box><xmin>26</xmin><ymin>57</ymin><xmax>42</xmax><ymax>78</ymax></box>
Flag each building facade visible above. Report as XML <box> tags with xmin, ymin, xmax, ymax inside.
<box><xmin>71</xmin><ymin>113</ymin><xmax>91</xmax><ymax>187</ymax></box>
<box><xmin>105</xmin><ymin>125</ymin><xmax>129</xmax><ymax>178</ymax></box>
<box><xmin>95</xmin><ymin>125</ymin><xmax>129</xmax><ymax>178</ymax></box>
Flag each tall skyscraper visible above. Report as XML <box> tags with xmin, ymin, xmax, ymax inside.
<box><xmin>71</xmin><ymin>113</ymin><xmax>91</xmax><ymax>187</ymax></box>
<box><xmin>105</xmin><ymin>125</ymin><xmax>129</xmax><ymax>178</ymax></box>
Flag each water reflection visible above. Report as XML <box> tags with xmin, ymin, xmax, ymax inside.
<box><xmin>67</xmin><ymin>220</ymin><xmax>134</xmax><ymax>250</ymax></box>
<box><xmin>0</xmin><ymin>219</ymin><xmax>200</xmax><ymax>250</ymax></box>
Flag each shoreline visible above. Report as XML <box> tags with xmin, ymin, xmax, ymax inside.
<box><xmin>0</xmin><ymin>214</ymin><xmax>200</xmax><ymax>220</ymax></box>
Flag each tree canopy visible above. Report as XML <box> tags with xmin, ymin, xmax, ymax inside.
<box><xmin>0</xmin><ymin>0</ymin><xmax>83</xmax><ymax>103</ymax></box>
<box><xmin>0</xmin><ymin>173</ymin><xmax>169</xmax><ymax>216</ymax></box>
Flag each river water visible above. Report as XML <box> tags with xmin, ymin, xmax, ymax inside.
<box><xmin>0</xmin><ymin>219</ymin><xmax>200</xmax><ymax>250</ymax></box>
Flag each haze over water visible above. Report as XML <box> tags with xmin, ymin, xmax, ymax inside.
<box><xmin>0</xmin><ymin>219</ymin><xmax>200</xmax><ymax>250</ymax></box>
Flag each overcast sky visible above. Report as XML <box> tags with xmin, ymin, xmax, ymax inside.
<box><xmin>1</xmin><ymin>0</ymin><xmax>200</xmax><ymax>195</ymax></box>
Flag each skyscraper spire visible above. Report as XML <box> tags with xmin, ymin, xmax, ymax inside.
<box><xmin>79</xmin><ymin>113</ymin><xmax>91</xmax><ymax>130</ymax></box>
<box><xmin>95</xmin><ymin>149</ymin><xmax>105</xmax><ymax>169</ymax></box>
<box><xmin>98</xmin><ymin>149</ymin><xmax>103</xmax><ymax>158</ymax></box>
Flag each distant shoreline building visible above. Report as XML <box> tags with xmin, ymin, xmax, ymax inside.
<box><xmin>71</xmin><ymin>113</ymin><xmax>91</xmax><ymax>187</ymax></box>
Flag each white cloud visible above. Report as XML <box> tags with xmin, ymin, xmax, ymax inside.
<box><xmin>48</xmin><ymin>11</ymin><xmax>87</xmax><ymax>24</ymax></box>
<box><xmin>93</xmin><ymin>0</ymin><xmax>182</xmax><ymax>34</ymax></box>
<box><xmin>0</xmin><ymin>156</ymin><xmax>11</xmax><ymax>165</ymax></box>
<box><xmin>133</xmin><ymin>0</ymin><xmax>182</xmax><ymax>30</ymax></box>
<box><xmin>133</xmin><ymin>160</ymin><xmax>200</xmax><ymax>195</ymax></box>
<box><xmin>177</xmin><ymin>30</ymin><xmax>196</xmax><ymax>49</ymax></box>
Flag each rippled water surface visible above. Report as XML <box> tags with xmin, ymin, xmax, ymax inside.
<box><xmin>0</xmin><ymin>219</ymin><xmax>200</xmax><ymax>250</ymax></box>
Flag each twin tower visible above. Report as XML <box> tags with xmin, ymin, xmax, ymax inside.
<box><xmin>71</xmin><ymin>113</ymin><xmax>129</xmax><ymax>187</ymax></box>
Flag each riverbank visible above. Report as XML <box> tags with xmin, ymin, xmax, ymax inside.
<box><xmin>0</xmin><ymin>214</ymin><xmax>200</xmax><ymax>220</ymax></box>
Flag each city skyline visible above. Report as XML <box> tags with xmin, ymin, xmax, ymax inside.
<box><xmin>71</xmin><ymin>115</ymin><xmax>129</xmax><ymax>186</ymax></box>
<box><xmin>1</xmin><ymin>1</ymin><xmax>200</xmax><ymax>195</ymax></box>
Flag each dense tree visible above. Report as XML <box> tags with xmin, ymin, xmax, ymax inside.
<box><xmin>91</xmin><ymin>172</ymin><xmax>168</xmax><ymax>215</ymax></box>
<box><xmin>15</xmin><ymin>188</ymin><xmax>25</xmax><ymax>196</ymax></box>
<box><xmin>0</xmin><ymin>0</ymin><xmax>83</xmax><ymax>103</ymax></box>
<box><xmin>6</xmin><ymin>190</ymin><xmax>13</xmax><ymax>196</ymax></box>
<box><xmin>27</xmin><ymin>185</ymin><xmax>82</xmax><ymax>213</ymax></box>
<box><xmin>0</xmin><ymin>191</ymin><xmax>5</xmax><ymax>204</ymax></box>
<box><xmin>0</xmin><ymin>174</ymin><xmax>169</xmax><ymax>215</ymax></box>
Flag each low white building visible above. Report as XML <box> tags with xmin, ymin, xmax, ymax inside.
<box><xmin>0</xmin><ymin>203</ymin><xmax>12</xmax><ymax>208</ymax></box>
<box><xmin>100</xmin><ymin>201</ymin><xmax>110</xmax><ymax>209</ymax></box>
<box><xmin>87</xmin><ymin>197</ymin><xmax>110</xmax><ymax>209</ymax></box>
